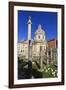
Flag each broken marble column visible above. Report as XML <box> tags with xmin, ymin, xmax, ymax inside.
<box><xmin>47</xmin><ymin>49</ymin><xmax>49</xmax><ymax>65</ymax></box>
<box><xmin>51</xmin><ymin>48</ymin><xmax>53</xmax><ymax>64</ymax></box>
<box><xmin>40</xmin><ymin>46</ymin><xmax>43</xmax><ymax>70</ymax></box>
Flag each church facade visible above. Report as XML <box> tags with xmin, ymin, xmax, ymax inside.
<box><xmin>18</xmin><ymin>17</ymin><xmax>57</xmax><ymax>65</ymax></box>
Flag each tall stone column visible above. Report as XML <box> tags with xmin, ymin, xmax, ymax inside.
<box><xmin>27</xmin><ymin>16</ymin><xmax>32</xmax><ymax>78</ymax></box>
<box><xmin>27</xmin><ymin>16</ymin><xmax>32</xmax><ymax>61</ymax></box>
<box><xmin>27</xmin><ymin>16</ymin><xmax>32</xmax><ymax>40</ymax></box>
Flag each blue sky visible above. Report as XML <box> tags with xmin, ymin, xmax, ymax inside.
<box><xmin>18</xmin><ymin>10</ymin><xmax>57</xmax><ymax>41</ymax></box>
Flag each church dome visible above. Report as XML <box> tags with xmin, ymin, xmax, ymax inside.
<box><xmin>35</xmin><ymin>24</ymin><xmax>45</xmax><ymax>35</ymax></box>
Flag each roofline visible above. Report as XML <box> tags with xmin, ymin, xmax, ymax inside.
<box><xmin>47</xmin><ymin>38</ymin><xmax>57</xmax><ymax>42</ymax></box>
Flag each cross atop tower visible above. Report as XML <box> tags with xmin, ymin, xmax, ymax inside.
<box><xmin>38</xmin><ymin>24</ymin><xmax>42</xmax><ymax>29</ymax></box>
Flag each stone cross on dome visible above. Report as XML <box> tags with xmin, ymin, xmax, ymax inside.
<box><xmin>38</xmin><ymin>24</ymin><xmax>42</xmax><ymax>29</ymax></box>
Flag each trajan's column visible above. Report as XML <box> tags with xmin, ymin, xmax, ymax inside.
<box><xmin>27</xmin><ymin>16</ymin><xmax>32</xmax><ymax>78</ymax></box>
<box><xmin>27</xmin><ymin>16</ymin><xmax>32</xmax><ymax>62</ymax></box>
<box><xmin>27</xmin><ymin>16</ymin><xmax>32</xmax><ymax>40</ymax></box>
